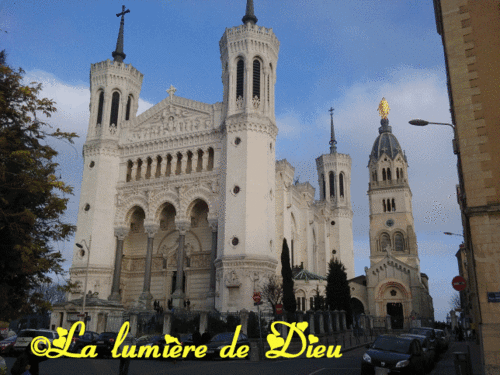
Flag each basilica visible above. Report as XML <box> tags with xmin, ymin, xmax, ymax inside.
<box><xmin>54</xmin><ymin>1</ymin><xmax>433</xmax><ymax>331</ymax></box>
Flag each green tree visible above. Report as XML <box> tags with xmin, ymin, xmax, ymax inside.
<box><xmin>325</xmin><ymin>258</ymin><xmax>353</xmax><ymax>327</ymax></box>
<box><xmin>281</xmin><ymin>238</ymin><xmax>296</xmax><ymax>314</ymax></box>
<box><xmin>0</xmin><ymin>51</ymin><xmax>77</xmax><ymax>320</ymax></box>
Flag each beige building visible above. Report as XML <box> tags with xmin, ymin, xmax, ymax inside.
<box><xmin>433</xmin><ymin>1</ymin><xmax>500</xmax><ymax>373</ymax></box>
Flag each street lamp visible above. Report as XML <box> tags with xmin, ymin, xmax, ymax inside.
<box><xmin>408</xmin><ymin>119</ymin><xmax>458</xmax><ymax>154</ymax></box>
<box><xmin>75</xmin><ymin>236</ymin><xmax>92</xmax><ymax>325</ymax></box>
<box><xmin>444</xmin><ymin>232</ymin><xmax>464</xmax><ymax>237</ymax></box>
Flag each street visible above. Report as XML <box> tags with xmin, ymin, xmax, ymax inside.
<box><xmin>3</xmin><ymin>347</ymin><xmax>365</xmax><ymax>375</ymax></box>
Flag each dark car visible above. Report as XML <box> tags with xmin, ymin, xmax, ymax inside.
<box><xmin>134</xmin><ymin>334</ymin><xmax>163</xmax><ymax>359</ymax></box>
<box><xmin>69</xmin><ymin>331</ymin><xmax>99</xmax><ymax>353</ymax></box>
<box><xmin>408</xmin><ymin>328</ymin><xmax>438</xmax><ymax>357</ymax></box>
<box><xmin>205</xmin><ymin>332</ymin><xmax>250</xmax><ymax>360</ymax></box>
<box><xmin>0</xmin><ymin>336</ymin><xmax>17</xmax><ymax>356</ymax></box>
<box><xmin>433</xmin><ymin>329</ymin><xmax>449</xmax><ymax>352</ymax></box>
<box><xmin>361</xmin><ymin>335</ymin><xmax>426</xmax><ymax>375</ymax></box>
<box><xmin>95</xmin><ymin>332</ymin><xmax>118</xmax><ymax>358</ymax></box>
<box><xmin>400</xmin><ymin>334</ymin><xmax>435</xmax><ymax>372</ymax></box>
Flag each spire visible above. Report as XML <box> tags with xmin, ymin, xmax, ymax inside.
<box><xmin>329</xmin><ymin>107</ymin><xmax>337</xmax><ymax>154</ymax></box>
<box><xmin>242</xmin><ymin>0</ymin><xmax>258</xmax><ymax>25</ymax></box>
<box><xmin>112</xmin><ymin>5</ymin><xmax>130</xmax><ymax>63</ymax></box>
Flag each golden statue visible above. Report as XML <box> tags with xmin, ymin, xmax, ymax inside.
<box><xmin>378</xmin><ymin>97</ymin><xmax>390</xmax><ymax>119</ymax></box>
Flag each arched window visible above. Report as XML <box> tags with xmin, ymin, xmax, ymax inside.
<box><xmin>126</xmin><ymin>95</ymin><xmax>132</xmax><ymax>121</ymax></box>
<box><xmin>110</xmin><ymin>91</ymin><xmax>120</xmax><ymax>126</ymax></box>
<box><xmin>321</xmin><ymin>174</ymin><xmax>326</xmax><ymax>200</ymax></box>
<box><xmin>396</xmin><ymin>168</ymin><xmax>400</xmax><ymax>179</ymax></box>
<box><xmin>126</xmin><ymin>160</ymin><xmax>133</xmax><ymax>182</ymax></box>
<box><xmin>166</xmin><ymin>154</ymin><xmax>173</xmax><ymax>176</ymax></box>
<box><xmin>339</xmin><ymin>173</ymin><xmax>345</xmax><ymax>197</ymax></box>
<box><xmin>236</xmin><ymin>59</ymin><xmax>244</xmax><ymax>100</ymax></box>
<box><xmin>400</xmin><ymin>168</ymin><xmax>404</xmax><ymax>179</ymax></box>
<box><xmin>382</xmin><ymin>168</ymin><xmax>387</xmax><ymax>181</ymax></box>
<box><xmin>387</xmin><ymin>168</ymin><xmax>392</xmax><ymax>180</ymax></box>
<box><xmin>253</xmin><ymin>59</ymin><xmax>260</xmax><ymax>99</ymax></box>
<box><xmin>395</xmin><ymin>233</ymin><xmax>404</xmax><ymax>251</ymax></box>
<box><xmin>373</xmin><ymin>170</ymin><xmax>377</xmax><ymax>182</ymax></box>
<box><xmin>383</xmin><ymin>199</ymin><xmax>387</xmax><ymax>212</ymax></box>
<box><xmin>381</xmin><ymin>233</ymin><xmax>391</xmax><ymax>252</ymax></box>
<box><xmin>96</xmin><ymin>91</ymin><xmax>104</xmax><ymax>126</ymax></box>
<box><xmin>392</xmin><ymin>198</ymin><xmax>396</xmax><ymax>211</ymax></box>
<box><xmin>329</xmin><ymin>172</ymin><xmax>335</xmax><ymax>197</ymax></box>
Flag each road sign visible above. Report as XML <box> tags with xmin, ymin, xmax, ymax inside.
<box><xmin>452</xmin><ymin>276</ymin><xmax>466</xmax><ymax>291</ymax></box>
<box><xmin>252</xmin><ymin>292</ymin><xmax>261</xmax><ymax>303</ymax></box>
<box><xmin>275</xmin><ymin>304</ymin><xmax>283</xmax><ymax>315</ymax></box>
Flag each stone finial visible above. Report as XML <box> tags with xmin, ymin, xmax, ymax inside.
<box><xmin>112</xmin><ymin>5</ymin><xmax>130</xmax><ymax>63</ymax></box>
<box><xmin>242</xmin><ymin>0</ymin><xmax>258</xmax><ymax>25</ymax></box>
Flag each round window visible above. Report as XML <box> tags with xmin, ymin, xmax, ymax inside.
<box><xmin>233</xmin><ymin>186</ymin><xmax>240</xmax><ymax>194</ymax></box>
<box><xmin>232</xmin><ymin>237</ymin><xmax>239</xmax><ymax>246</ymax></box>
<box><xmin>234</xmin><ymin>137</ymin><xmax>242</xmax><ymax>146</ymax></box>
<box><xmin>89</xmin><ymin>161</ymin><xmax>95</xmax><ymax>168</ymax></box>
<box><xmin>84</xmin><ymin>204</ymin><xmax>90</xmax><ymax>211</ymax></box>
<box><xmin>331</xmin><ymin>221</ymin><xmax>335</xmax><ymax>226</ymax></box>
<box><xmin>332</xmin><ymin>249</ymin><xmax>337</xmax><ymax>254</ymax></box>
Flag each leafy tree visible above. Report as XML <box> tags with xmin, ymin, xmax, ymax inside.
<box><xmin>325</xmin><ymin>258</ymin><xmax>353</xmax><ymax>327</ymax></box>
<box><xmin>0</xmin><ymin>51</ymin><xmax>77</xmax><ymax>320</ymax></box>
<box><xmin>260</xmin><ymin>274</ymin><xmax>283</xmax><ymax>315</ymax></box>
<box><xmin>281</xmin><ymin>238</ymin><xmax>296</xmax><ymax>314</ymax></box>
<box><xmin>449</xmin><ymin>292</ymin><xmax>461</xmax><ymax>311</ymax></box>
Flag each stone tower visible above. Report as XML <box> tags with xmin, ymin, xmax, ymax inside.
<box><xmin>215</xmin><ymin>0</ymin><xmax>280</xmax><ymax>311</ymax></box>
<box><xmin>315</xmin><ymin>108</ymin><xmax>354</xmax><ymax>278</ymax></box>
<box><xmin>367</xmin><ymin>98</ymin><xmax>419</xmax><ymax>269</ymax></box>
<box><xmin>70</xmin><ymin>7</ymin><xmax>144</xmax><ymax>300</ymax></box>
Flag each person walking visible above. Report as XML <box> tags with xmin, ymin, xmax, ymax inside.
<box><xmin>117</xmin><ymin>332</ymin><xmax>136</xmax><ymax>375</ymax></box>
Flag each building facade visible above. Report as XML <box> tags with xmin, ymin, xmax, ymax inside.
<box><xmin>433</xmin><ymin>1</ymin><xmax>500</xmax><ymax>373</ymax></box>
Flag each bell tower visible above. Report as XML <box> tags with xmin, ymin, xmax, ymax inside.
<box><xmin>367</xmin><ymin>98</ymin><xmax>419</xmax><ymax>268</ymax></box>
<box><xmin>70</xmin><ymin>6</ymin><xmax>143</xmax><ymax>300</ymax></box>
<box><xmin>215</xmin><ymin>0</ymin><xmax>280</xmax><ymax>311</ymax></box>
<box><xmin>315</xmin><ymin>108</ymin><xmax>354</xmax><ymax>278</ymax></box>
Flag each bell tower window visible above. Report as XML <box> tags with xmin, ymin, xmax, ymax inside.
<box><xmin>381</xmin><ymin>233</ymin><xmax>391</xmax><ymax>252</ymax></box>
<box><xmin>382</xmin><ymin>168</ymin><xmax>387</xmax><ymax>181</ymax></box>
<box><xmin>395</xmin><ymin>233</ymin><xmax>404</xmax><ymax>251</ymax></box>
<box><xmin>321</xmin><ymin>174</ymin><xmax>326</xmax><ymax>200</ymax></box>
<box><xmin>339</xmin><ymin>173</ymin><xmax>345</xmax><ymax>198</ymax></box>
<box><xmin>126</xmin><ymin>95</ymin><xmax>132</xmax><ymax>121</ymax></box>
<box><xmin>392</xmin><ymin>198</ymin><xmax>396</xmax><ymax>211</ymax></box>
<box><xmin>329</xmin><ymin>172</ymin><xmax>335</xmax><ymax>197</ymax></box>
<box><xmin>387</xmin><ymin>168</ymin><xmax>392</xmax><ymax>180</ymax></box>
<box><xmin>253</xmin><ymin>59</ymin><xmax>261</xmax><ymax>99</ymax></box>
<box><xmin>96</xmin><ymin>91</ymin><xmax>104</xmax><ymax>126</ymax></box>
<box><xmin>110</xmin><ymin>91</ymin><xmax>120</xmax><ymax>126</ymax></box>
<box><xmin>236</xmin><ymin>60</ymin><xmax>244</xmax><ymax>100</ymax></box>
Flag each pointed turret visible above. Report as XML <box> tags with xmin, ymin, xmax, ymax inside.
<box><xmin>112</xmin><ymin>5</ymin><xmax>130</xmax><ymax>63</ymax></box>
<box><xmin>329</xmin><ymin>107</ymin><xmax>337</xmax><ymax>154</ymax></box>
<box><xmin>242</xmin><ymin>0</ymin><xmax>258</xmax><ymax>25</ymax></box>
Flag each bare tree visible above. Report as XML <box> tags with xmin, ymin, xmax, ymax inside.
<box><xmin>449</xmin><ymin>292</ymin><xmax>461</xmax><ymax>311</ymax></box>
<box><xmin>260</xmin><ymin>274</ymin><xmax>283</xmax><ymax>314</ymax></box>
<box><xmin>31</xmin><ymin>281</ymin><xmax>67</xmax><ymax>314</ymax></box>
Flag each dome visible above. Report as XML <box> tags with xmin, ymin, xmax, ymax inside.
<box><xmin>369</xmin><ymin>119</ymin><xmax>404</xmax><ymax>162</ymax></box>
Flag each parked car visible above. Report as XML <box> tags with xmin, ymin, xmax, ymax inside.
<box><xmin>205</xmin><ymin>332</ymin><xmax>250</xmax><ymax>360</ymax></box>
<box><xmin>94</xmin><ymin>332</ymin><xmax>118</xmax><ymax>358</ymax></box>
<box><xmin>408</xmin><ymin>327</ymin><xmax>438</xmax><ymax>358</ymax></box>
<box><xmin>69</xmin><ymin>331</ymin><xmax>99</xmax><ymax>353</ymax></box>
<box><xmin>13</xmin><ymin>329</ymin><xmax>58</xmax><ymax>356</ymax></box>
<box><xmin>135</xmin><ymin>334</ymin><xmax>163</xmax><ymax>359</ymax></box>
<box><xmin>361</xmin><ymin>335</ymin><xmax>426</xmax><ymax>375</ymax></box>
<box><xmin>0</xmin><ymin>336</ymin><xmax>17</xmax><ymax>356</ymax></box>
<box><xmin>433</xmin><ymin>329</ymin><xmax>450</xmax><ymax>352</ymax></box>
<box><xmin>400</xmin><ymin>334</ymin><xmax>435</xmax><ymax>372</ymax></box>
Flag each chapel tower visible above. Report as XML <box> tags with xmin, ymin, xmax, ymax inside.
<box><xmin>367</xmin><ymin>98</ymin><xmax>419</xmax><ymax>268</ymax></box>
<box><xmin>215</xmin><ymin>0</ymin><xmax>280</xmax><ymax>311</ymax></box>
<box><xmin>70</xmin><ymin>6</ymin><xmax>144</xmax><ymax>300</ymax></box>
<box><xmin>315</xmin><ymin>108</ymin><xmax>354</xmax><ymax>278</ymax></box>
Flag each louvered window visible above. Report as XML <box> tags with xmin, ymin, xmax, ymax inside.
<box><xmin>96</xmin><ymin>91</ymin><xmax>104</xmax><ymax>125</ymax></box>
<box><xmin>109</xmin><ymin>92</ymin><xmax>120</xmax><ymax>126</ymax></box>
<box><xmin>236</xmin><ymin>60</ymin><xmax>244</xmax><ymax>99</ymax></box>
<box><xmin>253</xmin><ymin>60</ymin><xmax>260</xmax><ymax>98</ymax></box>
<box><xmin>329</xmin><ymin>172</ymin><xmax>335</xmax><ymax>197</ymax></box>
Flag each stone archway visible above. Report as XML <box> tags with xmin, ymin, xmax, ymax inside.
<box><xmin>376</xmin><ymin>281</ymin><xmax>411</xmax><ymax>329</ymax></box>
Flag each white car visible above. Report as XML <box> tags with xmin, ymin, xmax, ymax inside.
<box><xmin>13</xmin><ymin>329</ymin><xmax>59</xmax><ymax>355</ymax></box>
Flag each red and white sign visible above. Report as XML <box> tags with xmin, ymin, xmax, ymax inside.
<box><xmin>452</xmin><ymin>276</ymin><xmax>467</xmax><ymax>291</ymax></box>
<box><xmin>252</xmin><ymin>292</ymin><xmax>261</xmax><ymax>303</ymax></box>
<box><xmin>275</xmin><ymin>304</ymin><xmax>283</xmax><ymax>315</ymax></box>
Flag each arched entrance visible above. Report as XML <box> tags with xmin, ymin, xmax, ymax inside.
<box><xmin>350</xmin><ymin>297</ymin><xmax>365</xmax><ymax>327</ymax></box>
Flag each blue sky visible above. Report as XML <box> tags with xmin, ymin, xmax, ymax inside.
<box><xmin>0</xmin><ymin>1</ymin><xmax>463</xmax><ymax>321</ymax></box>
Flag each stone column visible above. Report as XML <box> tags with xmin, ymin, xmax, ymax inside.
<box><xmin>160</xmin><ymin>155</ymin><xmax>168</xmax><ymax>176</ymax></box>
<box><xmin>202</xmin><ymin>148</ymin><xmax>210</xmax><ymax>171</ymax></box>
<box><xmin>181</xmin><ymin>152</ymin><xmax>188</xmax><ymax>174</ymax></box>
<box><xmin>140</xmin><ymin>158</ymin><xmax>148</xmax><ymax>180</ymax></box>
<box><xmin>139</xmin><ymin>225</ymin><xmax>158</xmax><ymax>310</ymax></box>
<box><xmin>386</xmin><ymin>315</ymin><xmax>392</xmax><ymax>331</ymax></box>
<box><xmin>340</xmin><ymin>310</ymin><xmax>347</xmax><ymax>331</ymax></box>
<box><xmin>162</xmin><ymin>310</ymin><xmax>172</xmax><ymax>335</ymax></box>
<box><xmin>199</xmin><ymin>310</ymin><xmax>208</xmax><ymax>335</ymax></box>
<box><xmin>207</xmin><ymin>219</ymin><xmax>218</xmax><ymax>309</ymax></box>
<box><xmin>150</xmin><ymin>158</ymin><xmax>157</xmax><ymax>179</ymax></box>
<box><xmin>129</xmin><ymin>314</ymin><xmax>137</xmax><ymax>337</ymax></box>
<box><xmin>240</xmin><ymin>309</ymin><xmax>249</xmax><ymax>336</ymax></box>
<box><xmin>108</xmin><ymin>227</ymin><xmax>129</xmax><ymax>301</ymax></box>
<box><xmin>333</xmin><ymin>310</ymin><xmax>340</xmax><ymax>331</ymax></box>
<box><xmin>308</xmin><ymin>311</ymin><xmax>315</xmax><ymax>335</ymax></box>
<box><xmin>172</xmin><ymin>220</ymin><xmax>190</xmax><ymax>308</ymax></box>
<box><xmin>245</xmin><ymin>65</ymin><xmax>252</xmax><ymax>110</ymax></box>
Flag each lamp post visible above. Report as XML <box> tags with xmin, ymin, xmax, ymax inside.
<box><xmin>75</xmin><ymin>236</ymin><xmax>92</xmax><ymax>325</ymax></box>
<box><xmin>444</xmin><ymin>232</ymin><xmax>464</xmax><ymax>237</ymax></box>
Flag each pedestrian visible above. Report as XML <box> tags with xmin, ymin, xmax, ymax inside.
<box><xmin>201</xmin><ymin>331</ymin><xmax>211</xmax><ymax>345</ymax></box>
<box><xmin>192</xmin><ymin>330</ymin><xmax>201</xmax><ymax>347</ymax></box>
<box><xmin>10</xmin><ymin>342</ymin><xmax>48</xmax><ymax>375</ymax></box>
<box><xmin>117</xmin><ymin>332</ymin><xmax>136</xmax><ymax>375</ymax></box>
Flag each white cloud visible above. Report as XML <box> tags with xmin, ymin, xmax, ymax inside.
<box><xmin>276</xmin><ymin>112</ymin><xmax>303</xmax><ymax>139</ymax></box>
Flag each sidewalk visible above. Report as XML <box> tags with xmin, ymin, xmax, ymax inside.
<box><xmin>430</xmin><ymin>339</ymin><xmax>483</xmax><ymax>375</ymax></box>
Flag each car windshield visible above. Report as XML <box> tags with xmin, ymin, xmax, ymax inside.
<box><xmin>372</xmin><ymin>337</ymin><xmax>411</xmax><ymax>354</ymax></box>
<box><xmin>97</xmin><ymin>333</ymin><xmax>116</xmax><ymax>340</ymax></box>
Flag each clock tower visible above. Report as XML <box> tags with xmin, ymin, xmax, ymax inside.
<box><xmin>367</xmin><ymin>98</ymin><xmax>419</xmax><ymax>268</ymax></box>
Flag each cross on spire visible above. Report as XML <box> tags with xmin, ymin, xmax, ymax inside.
<box><xmin>329</xmin><ymin>107</ymin><xmax>337</xmax><ymax>154</ymax></box>
<box><xmin>112</xmin><ymin>5</ymin><xmax>130</xmax><ymax>63</ymax></box>
<box><xmin>242</xmin><ymin>0</ymin><xmax>258</xmax><ymax>25</ymax></box>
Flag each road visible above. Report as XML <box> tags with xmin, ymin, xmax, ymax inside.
<box><xmin>3</xmin><ymin>347</ymin><xmax>365</xmax><ymax>375</ymax></box>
